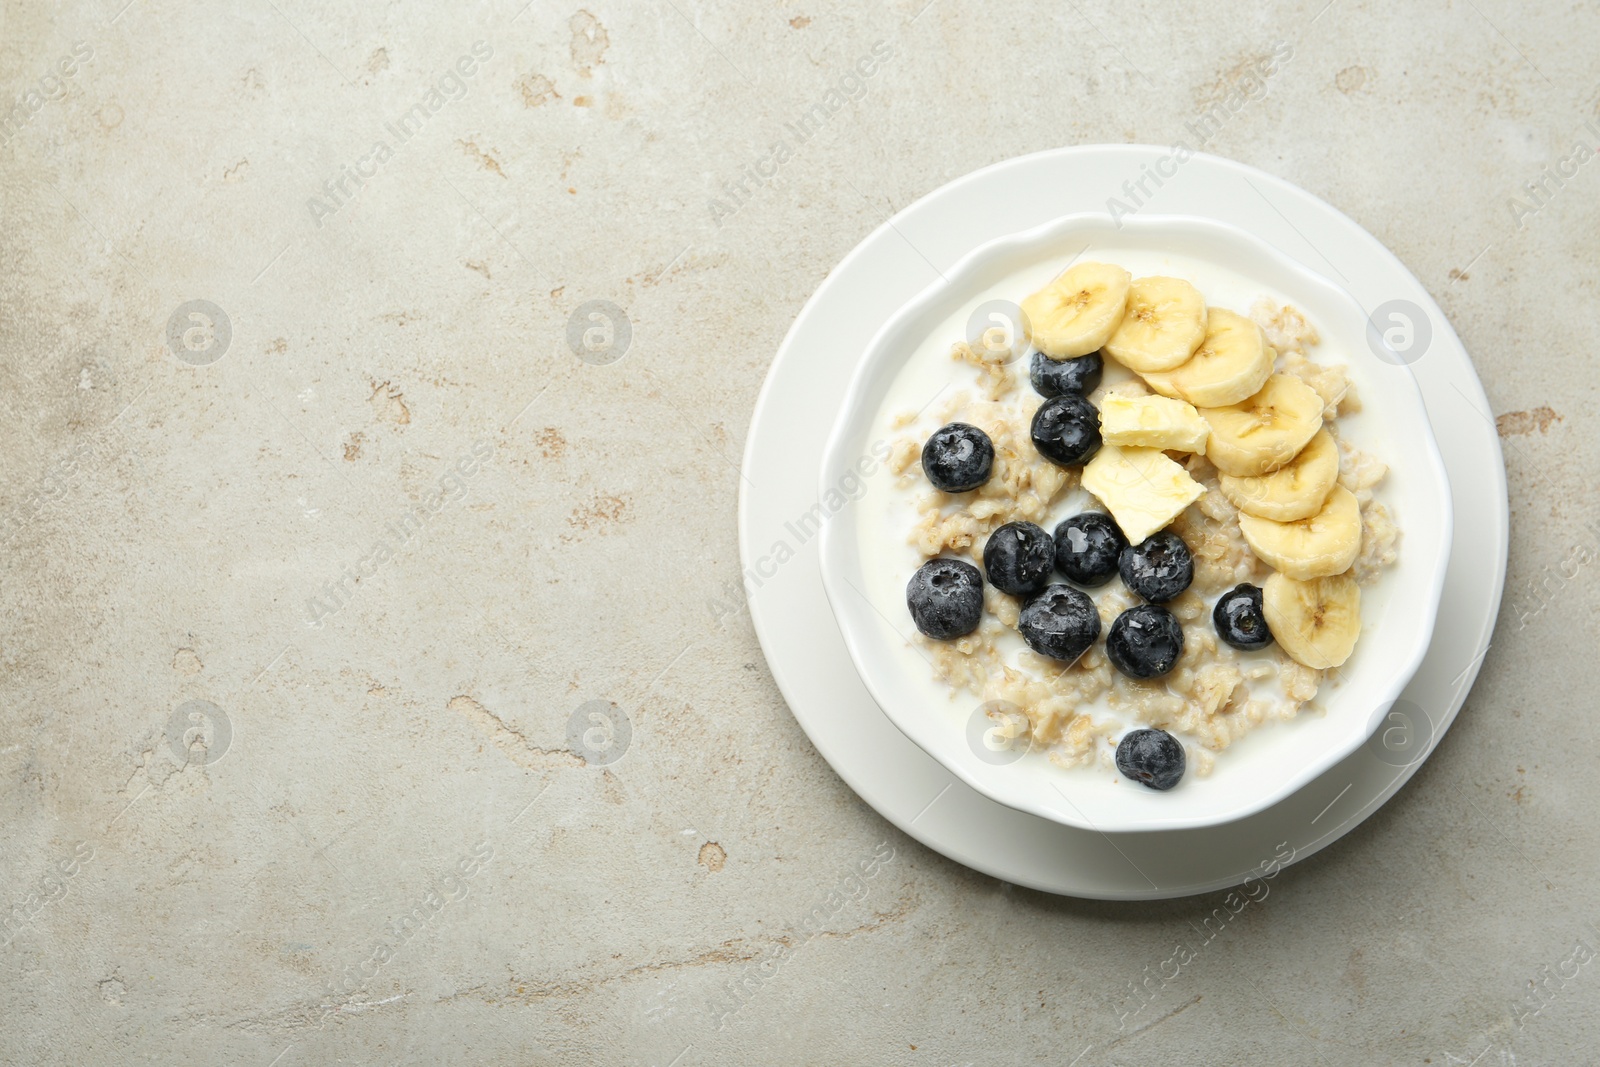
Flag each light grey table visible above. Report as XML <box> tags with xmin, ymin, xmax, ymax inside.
<box><xmin>1</xmin><ymin>1</ymin><xmax>1594</xmax><ymax>1064</ymax></box>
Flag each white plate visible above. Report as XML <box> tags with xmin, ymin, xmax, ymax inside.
<box><xmin>816</xmin><ymin>212</ymin><xmax>1453</xmax><ymax>833</ymax></box>
<box><xmin>738</xmin><ymin>146</ymin><xmax>1507</xmax><ymax>899</ymax></box>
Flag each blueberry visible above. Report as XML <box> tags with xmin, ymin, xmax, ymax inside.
<box><xmin>982</xmin><ymin>521</ymin><xmax>1055</xmax><ymax>597</ymax></box>
<box><xmin>1029</xmin><ymin>393</ymin><xmax>1102</xmax><ymax>467</ymax></box>
<box><xmin>1053</xmin><ymin>512</ymin><xmax>1127</xmax><ymax>588</ymax></box>
<box><xmin>1117</xmin><ymin>530</ymin><xmax>1194</xmax><ymax>603</ymax></box>
<box><xmin>1115</xmin><ymin>728</ymin><xmax>1186</xmax><ymax>791</ymax></box>
<box><xmin>1213</xmin><ymin>582</ymin><xmax>1274</xmax><ymax>651</ymax></box>
<box><xmin>1017</xmin><ymin>584</ymin><xmax>1101</xmax><ymax>663</ymax></box>
<box><xmin>921</xmin><ymin>423</ymin><xmax>994</xmax><ymax>493</ymax></box>
<box><xmin>1106</xmin><ymin>604</ymin><xmax>1184</xmax><ymax>679</ymax></box>
<box><xmin>906</xmin><ymin>558</ymin><xmax>984</xmax><ymax>639</ymax></box>
<box><xmin>1029</xmin><ymin>350</ymin><xmax>1104</xmax><ymax>398</ymax></box>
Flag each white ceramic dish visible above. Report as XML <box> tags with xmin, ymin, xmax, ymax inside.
<box><xmin>816</xmin><ymin>212</ymin><xmax>1453</xmax><ymax>834</ymax></box>
<box><xmin>740</xmin><ymin>145</ymin><xmax>1504</xmax><ymax>897</ymax></box>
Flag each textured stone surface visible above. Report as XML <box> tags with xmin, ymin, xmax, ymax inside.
<box><xmin>1</xmin><ymin>1</ymin><xmax>1597</xmax><ymax>1063</ymax></box>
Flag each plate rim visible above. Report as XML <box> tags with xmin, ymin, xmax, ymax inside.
<box><xmin>737</xmin><ymin>143</ymin><xmax>1508</xmax><ymax>899</ymax></box>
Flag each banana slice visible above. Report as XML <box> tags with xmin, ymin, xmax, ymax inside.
<box><xmin>1199</xmin><ymin>374</ymin><xmax>1324</xmax><ymax>477</ymax></box>
<box><xmin>1263</xmin><ymin>571</ymin><xmax>1361</xmax><ymax>670</ymax></box>
<box><xmin>1021</xmin><ymin>262</ymin><xmax>1131</xmax><ymax>358</ymax></box>
<box><xmin>1141</xmin><ymin>308</ymin><xmax>1273</xmax><ymax>408</ymax></box>
<box><xmin>1219</xmin><ymin>430</ymin><xmax>1340</xmax><ymax>521</ymax></box>
<box><xmin>1102</xmin><ymin>276</ymin><xmax>1207</xmax><ymax>373</ymax></box>
<box><xmin>1239</xmin><ymin>485</ymin><xmax>1361</xmax><ymax>580</ymax></box>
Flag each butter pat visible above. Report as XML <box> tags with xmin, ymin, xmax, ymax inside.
<box><xmin>1099</xmin><ymin>393</ymin><xmax>1209</xmax><ymax>454</ymax></box>
<box><xmin>1081</xmin><ymin>444</ymin><xmax>1204</xmax><ymax>545</ymax></box>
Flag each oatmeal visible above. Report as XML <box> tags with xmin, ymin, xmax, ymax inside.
<box><xmin>897</xmin><ymin>263</ymin><xmax>1401</xmax><ymax>790</ymax></box>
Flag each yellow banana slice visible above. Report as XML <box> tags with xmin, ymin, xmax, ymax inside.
<box><xmin>1199</xmin><ymin>374</ymin><xmax>1324</xmax><ymax>477</ymax></box>
<box><xmin>1239</xmin><ymin>485</ymin><xmax>1362</xmax><ymax>580</ymax></box>
<box><xmin>1263</xmin><ymin>571</ymin><xmax>1361</xmax><ymax>670</ymax></box>
<box><xmin>1102</xmin><ymin>276</ymin><xmax>1208</xmax><ymax>373</ymax></box>
<box><xmin>1141</xmin><ymin>308</ymin><xmax>1273</xmax><ymax>408</ymax></box>
<box><xmin>1021</xmin><ymin>262</ymin><xmax>1131</xmax><ymax>358</ymax></box>
<box><xmin>1219</xmin><ymin>429</ymin><xmax>1340</xmax><ymax>521</ymax></box>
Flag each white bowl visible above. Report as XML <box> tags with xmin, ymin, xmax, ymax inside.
<box><xmin>817</xmin><ymin>212</ymin><xmax>1453</xmax><ymax>834</ymax></box>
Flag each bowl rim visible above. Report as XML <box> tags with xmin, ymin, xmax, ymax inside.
<box><xmin>816</xmin><ymin>209</ymin><xmax>1455</xmax><ymax>833</ymax></box>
